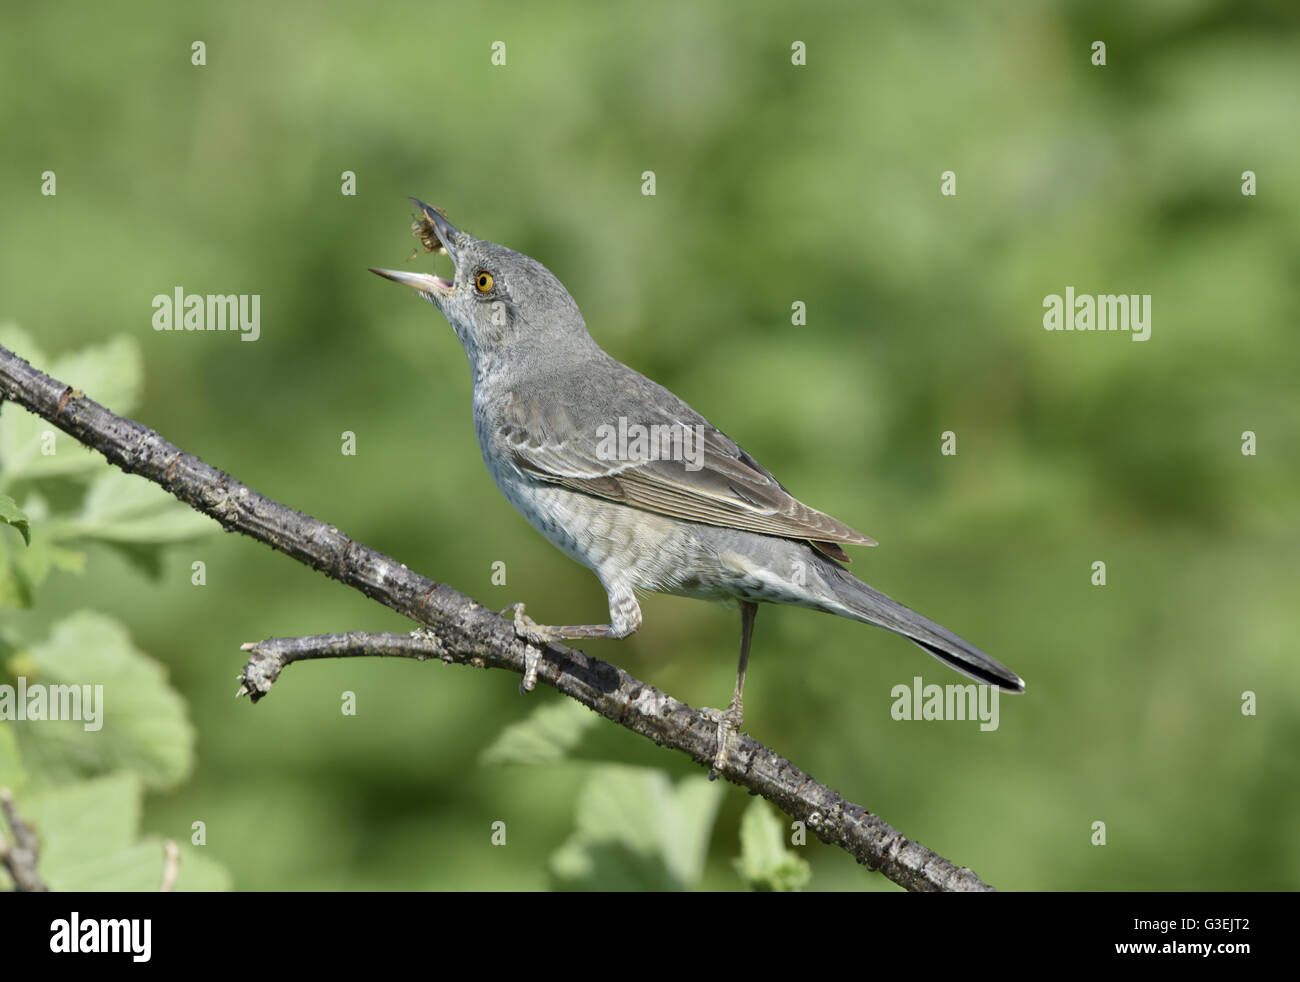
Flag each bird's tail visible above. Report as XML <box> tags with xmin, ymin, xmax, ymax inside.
<box><xmin>817</xmin><ymin>562</ymin><xmax>1025</xmax><ymax>693</ymax></box>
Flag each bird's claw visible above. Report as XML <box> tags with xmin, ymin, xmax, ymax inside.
<box><xmin>505</xmin><ymin>602</ymin><xmax>555</xmax><ymax>645</ymax></box>
<box><xmin>519</xmin><ymin>643</ymin><xmax>540</xmax><ymax>695</ymax></box>
<box><xmin>502</xmin><ymin>604</ymin><xmax>545</xmax><ymax>693</ymax></box>
<box><xmin>701</xmin><ymin>703</ymin><xmax>745</xmax><ymax>780</ymax></box>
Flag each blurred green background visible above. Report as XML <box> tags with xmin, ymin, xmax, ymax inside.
<box><xmin>1</xmin><ymin>0</ymin><xmax>1298</xmax><ymax>890</ymax></box>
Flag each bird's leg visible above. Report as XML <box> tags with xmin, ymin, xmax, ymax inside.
<box><xmin>505</xmin><ymin>582</ymin><xmax>642</xmax><ymax>644</ymax></box>
<box><xmin>706</xmin><ymin>600</ymin><xmax>758</xmax><ymax>779</ymax></box>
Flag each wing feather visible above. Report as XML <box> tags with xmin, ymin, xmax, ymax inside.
<box><xmin>500</xmin><ymin>382</ymin><xmax>877</xmax><ymax>557</ymax></box>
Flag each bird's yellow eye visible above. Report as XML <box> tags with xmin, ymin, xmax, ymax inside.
<box><xmin>475</xmin><ymin>271</ymin><xmax>494</xmax><ymax>293</ymax></box>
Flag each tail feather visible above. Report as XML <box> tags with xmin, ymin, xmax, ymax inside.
<box><xmin>820</xmin><ymin>564</ymin><xmax>1025</xmax><ymax>693</ymax></box>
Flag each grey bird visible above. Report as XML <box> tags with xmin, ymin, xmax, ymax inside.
<box><xmin>371</xmin><ymin>199</ymin><xmax>1024</xmax><ymax>775</ymax></box>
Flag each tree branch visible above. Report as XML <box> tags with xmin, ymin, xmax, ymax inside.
<box><xmin>0</xmin><ymin>788</ymin><xmax>48</xmax><ymax>892</ymax></box>
<box><xmin>0</xmin><ymin>341</ymin><xmax>995</xmax><ymax>892</ymax></box>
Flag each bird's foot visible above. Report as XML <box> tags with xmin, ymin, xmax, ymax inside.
<box><xmin>701</xmin><ymin>700</ymin><xmax>745</xmax><ymax>780</ymax></box>
<box><xmin>503</xmin><ymin>603</ymin><xmax>546</xmax><ymax>694</ymax></box>
<box><xmin>503</xmin><ymin>603</ymin><xmax>619</xmax><ymax>642</ymax></box>
<box><xmin>504</xmin><ymin>602</ymin><xmax>554</xmax><ymax>645</ymax></box>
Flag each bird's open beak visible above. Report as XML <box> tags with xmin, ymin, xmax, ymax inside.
<box><xmin>368</xmin><ymin>198</ymin><xmax>460</xmax><ymax>297</ymax></box>
<box><xmin>367</xmin><ymin>267</ymin><xmax>453</xmax><ymax>296</ymax></box>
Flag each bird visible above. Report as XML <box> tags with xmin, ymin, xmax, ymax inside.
<box><xmin>371</xmin><ymin>199</ymin><xmax>1024</xmax><ymax>776</ymax></box>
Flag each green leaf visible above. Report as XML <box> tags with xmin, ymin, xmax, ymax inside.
<box><xmin>50</xmin><ymin>336</ymin><xmax>143</xmax><ymax>417</ymax></box>
<box><xmin>12</xmin><ymin>611</ymin><xmax>195</xmax><ymax>790</ymax></box>
<box><xmin>733</xmin><ymin>797</ymin><xmax>811</xmax><ymax>892</ymax></box>
<box><xmin>0</xmin><ymin>467</ymin><xmax>215</xmax><ymax>606</ymax></box>
<box><xmin>0</xmin><ymin>494</ymin><xmax>30</xmax><ymax>545</ymax></box>
<box><xmin>0</xmin><ymin>331</ymin><xmax>211</xmax><ymax>606</ymax></box>
<box><xmin>17</xmin><ymin>771</ymin><xmax>141</xmax><ymax>888</ymax></box>
<box><xmin>55</xmin><ymin>839</ymin><xmax>171</xmax><ymax>891</ymax></box>
<box><xmin>480</xmin><ymin>699</ymin><xmax>599</xmax><ymax>765</ymax></box>
<box><xmin>668</xmin><ymin>773</ymin><xmax>725</xmax><ymax>885</ymax></box>
<box><xmin>0</xmin><ymin>523</ymin><xmax>86</xmax><ymax>609</ymax></box>
<box><xmin>8</xmin><ymin>773</ymin><xmax>232</xmax><ymax>891</ymax></box>
<box><xmin>67</xmin><ymin>468</ymin><xmax>219</xmax><ymax>545</ymax></box>
<box><xmin>50</xmin><ymin>838</ymin><xmax>232</xmax><ymax>892</ymax></box>
<box><xmin>549</xmin><ymin>766</ymin><xmax>723</xmax><ymax>891</ymax></box>
<box><xmin>0</xmin><ymin>333</ymin><xmax>141</xmax><ymax>482</ymax></box>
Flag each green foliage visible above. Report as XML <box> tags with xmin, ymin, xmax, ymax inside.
<box><xmin>480</xmin><ymin>699</ymin><xmax>599</xmax><ymax>766</ymax></box>
<box><xmin>1</xmin><ymin>615</ymin><xmax>225</xmax><ymax>890</ymax></box>
<box><xmin>549</xmin><ymin>766</ymin><xmax>723</xmax><ymax>891</ymax></box>
<box><xmin>484</xmin><ymin>700</ymin><xmax>731</xmax><ymax>890</ymax></box>
<box><xmin>733</xmin><ymin>798</ymin><xmax>811</xmax><ymax>892</ymax></box>
<box><xmin>0</xmin><ymin>329</ymin><xmax>225</xmax><ymax>889</ymax></box>
<box><xmin>0</xmin><ymin>325</ymin><xmax>218</xmax><ymax>607</ymax></box>
<box><xmin>8</xmin><ymin>611</ymin><xmax>194</xmax><ymax>791</ymax></box>
<box><xmin>0</xmin><ymin>327</ymin><xmax>140</xmax><ymax>483</ymax></box>
<box><xmin>0</xmin><ymin>494</ymin><xmax>29</xmax><ymax>546</ymax></box>
<box><xmin>5</xmin><ymin>773</ymin><xmax>230</xmax><ymax>891</ymax></box>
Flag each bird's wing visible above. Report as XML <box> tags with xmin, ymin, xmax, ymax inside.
<box><xmin>497</xmin><ymin>370</ymin><xmax>876</xmax><ymax>559</ymax></box>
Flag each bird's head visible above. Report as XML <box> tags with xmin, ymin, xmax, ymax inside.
<box><xmin>370</xmin><ymin>199</ymin><xmax>588</xmax><ymax>372</ymax></box>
